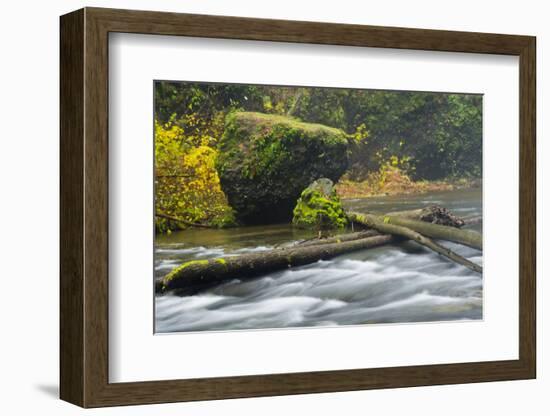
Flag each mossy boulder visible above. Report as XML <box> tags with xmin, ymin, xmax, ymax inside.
<box><xmin>292</xmin><ymin>178</ymin><xmax>348</xmax><ymax>230</ymax></box>
<box><xmin>216</xmin><ymin>112</ymin><xmax>349</xmax><ymax>224</ymax></box>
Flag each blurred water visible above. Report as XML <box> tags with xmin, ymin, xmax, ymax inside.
<box><xmin>155</xmin><ymin>188</ymin><xmax>482</xmax><ymax>333</ymax></box>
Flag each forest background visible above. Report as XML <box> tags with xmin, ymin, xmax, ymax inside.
<box><xmin>154</xmin><ymin>81</ymin><xmax>482</xmax><ymax>232</ymax></box>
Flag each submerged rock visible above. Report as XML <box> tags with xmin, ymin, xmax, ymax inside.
<box><xmin>216</xmin><ymin>112</ymin><xmax>349</xmax><ymax>224</ymax></box>
<box><xmin>292</xmin><ymin>178</ymin><xmax>348</xmax><ymax>231</ymax></box>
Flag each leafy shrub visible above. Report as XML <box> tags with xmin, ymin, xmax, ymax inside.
<box><xmin>155</xmin><ymin>120</ymin><xmax>235</xmax><ymax>232</ymax></box>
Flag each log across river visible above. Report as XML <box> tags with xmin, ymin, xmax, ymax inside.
<box><xmin>155</xmin><ymin>188</ymin><xmax>483</xmax><ymax>333</ymax></box>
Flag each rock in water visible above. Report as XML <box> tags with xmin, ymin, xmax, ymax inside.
<box><xmin>216</xmin><ymin>112</ymin><xmax>349</xmax><ymax>224</ymax></box>
<box><xmin>292</xmin><ymin>178</ymin><xmax>348</xmax><ymax>231</ymax></box>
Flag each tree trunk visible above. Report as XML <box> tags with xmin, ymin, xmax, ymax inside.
<box><xmin>159</xmin><ymin>234</ymin><xmax>396</xmax><ymax>292</ymax></box>
<box><xmin>348</xmin><ymin>213</ymin><xmax>482</xmax><ymax>274</ymax></box>
<box><xmin>349</xmin><ymin>212</ymin><xmax>482</xmax><ymax>250</ymax></box>
<box><xmin>155</xmin><ymin>212</ymin><xmax>215</xmax><ymax>229</ymax></box>
<box><xmin>292</xmin><ymin>230</ymin><xmax>380</xmax><ymax>247</ymax></box>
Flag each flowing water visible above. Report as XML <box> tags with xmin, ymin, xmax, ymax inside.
<box><xmin>155</xmin><ymin>188</ymin><xmax>482</xmax><ymax>333</ymax></box>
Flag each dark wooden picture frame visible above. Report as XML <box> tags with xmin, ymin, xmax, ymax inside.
<box><xmin>60</xmin><ymin>7</ymin><xmax>536</xmax><ymax>408</ymax></box>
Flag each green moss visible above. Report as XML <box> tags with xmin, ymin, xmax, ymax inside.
<box><xmin>286</xmin><ymin>255</ymin><xmax>293</xmax><ymax>265</ymax></box>
<box><xmin>292</xmin><ymin>187</ymin><xmax>348</xmax><ymax>230</ymax></box>
<box><xmin>216</xmin><ymin>111</ymin><xmax>350</xmax><ymax>224</ymax></box>
<box><xmin>224</xmin><ymin>111</ymin><xmax>345</xmax><ymax>139</ymax></box>
<box><xmin>215</xmin><ymin>258</ymin><xmax>227</xmax><ymax>266</ymax></box>
<box><xmin>162</xmin><ymin>259</ymin><xmax>209</xmax><ymax>287</ymax></box>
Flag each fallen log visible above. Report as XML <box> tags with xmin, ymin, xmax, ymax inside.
<box><xmin>294</xmin><ymin>205</ymin><xmax>461</xmax><ymax>248</ymax></box>
<box><xmin>295</xmin><ymin>230</ymin><xmax>380</xmax><ymax>247</ymax></box>
<box><xmin>348</xmin><ymin>212</ymin><xmax>482</xmax><ymax>250</ymax></box>
<box><xmin>385</xmin><ymin>205</ymin><xmax>465</xmax><ymax>227</ymax></box>
<box><xmin>386</xmin><ymin>216</ymin><xmax>482</xmax><ymax>250</ymax></box>
<box><xmin>348</xmin><ymin>213</ymin><xmax>482</xmax><ymax>274</ymax></box>
<box><xmin>159</xmin><ymin>234</ymin><xmax>396</xmax><ymax>292</ymax></box>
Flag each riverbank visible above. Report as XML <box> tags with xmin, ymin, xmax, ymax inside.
<box><xmin>335</xmin><ymin>167</ymin><xmax>481</xmax><ymax>199</ymax></box>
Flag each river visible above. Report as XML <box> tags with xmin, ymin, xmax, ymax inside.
<box><xmin>155</xmin><ymin>188</ymin><xmax>482</xmax><ymax>333</ymax></box>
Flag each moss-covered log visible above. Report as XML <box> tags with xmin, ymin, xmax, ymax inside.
<box><xmin>383</xmin><ymin>215</ymin><xmax>482</xmax><ymax>250</ymax></box>
<box><xmin>294</xmin><ymin>230</ymin><xmax>380</xmax><ymax>247</ymax></box>
<box><xmin>347</xmin><ymin>210</ymin><xmax>483</xmax><ymax>250</ymax></box>
<box><xmin>288</xmin><ymin>204</ymin><xmax>461</xmax><ymax>248</ymax></box>
<box><xmin>159</xmin><ymin>234</ymin><xmax>395</xmax><ymax>292</ymax></box>
<box><xmin>348</xmin><ymin>213</ymin><xmax>482</xmax><ymax>274</ymax></box>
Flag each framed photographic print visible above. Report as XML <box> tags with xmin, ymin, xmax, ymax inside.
<box><xmin>60</xmin><ymin>7</ymin><xmax>536</xmax><ymax>408</ymax></box>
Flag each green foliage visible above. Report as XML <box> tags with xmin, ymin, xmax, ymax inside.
<box><xmin>350</xmin><ymin>123</ymin><xmax>369</xmax><ymax>144</ymax></box>
<box><xmin>154</xmin><ymin>120</ymin><xmax>235</xmax><ymax>232</ymax></box>
<box><xmin>155</xmin><ymin>81</ymin><xmax>265</xmax><ymax>126</ymax></box>
<box><xmin>342</xmin><ymin>92</ymin><xmax>482</xmax><ymax>180</ymax></box>
<box><xmin>292</xmin><ymin>187</ymin><xmax>348</xmax><ymax>230</ymax></box>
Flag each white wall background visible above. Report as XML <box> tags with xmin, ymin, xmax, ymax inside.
<box><xmin>0</xmin><ymin>0</ymin><xmax>545</xmax><ymax>414</ymax></box>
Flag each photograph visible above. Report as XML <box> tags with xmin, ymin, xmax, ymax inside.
<box><xmin>153</xmin><ymin>81</ymin><xmax>483</xmax><ymax>333</ymax></box>
<box><xmin>51</xmin><ymin>4</ymin><xmax>538</xmax><ymax>409</ymax></box>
